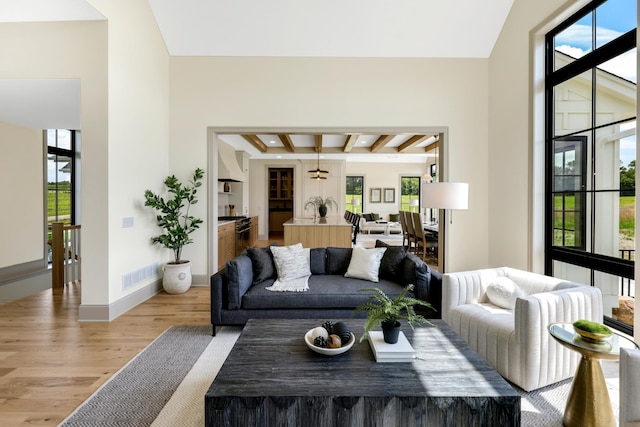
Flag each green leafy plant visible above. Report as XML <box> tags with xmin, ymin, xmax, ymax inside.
<box><xmin>352</xmin><ymin>284</ymin><xmax>435</xmax><ymax>342</ymax></box>
<box><xmin>144</xmin><ymin>168</ymin><xmax>204</xmax><ymax>264</ymax></box>
<box><xmin>304</xmin><ymin>196</ymin><xmax>338</xmax><ymax>212</ymax></box>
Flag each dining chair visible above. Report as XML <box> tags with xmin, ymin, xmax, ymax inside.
<box><xmin>411</xmin><ymin>212</ymin><xmax>429</xmax><ymax>260</ymax></box>
<box><xmin>398</xmin><ymin>211</ymin><xmax>409</xmax><ymax>248</ymax></box>
<box><xmin>405</xmin><ymin>211</ymin><xmax>417</xmax><ymax>253</ymax></box>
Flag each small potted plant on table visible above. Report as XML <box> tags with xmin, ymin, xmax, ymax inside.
<box><xmin>144</xmin><ymin>168</ymin><xmax>204</xmax><ymax>294</ymax></box>
<box><xmin>305</xmin><ymin>196</ymin><xmax>338</xmax><ymax>218</ymax></box>
<box><xmin>353</xmin><ymin>284</ymin><xmax>435</xmax><ymax>344</ymax></box>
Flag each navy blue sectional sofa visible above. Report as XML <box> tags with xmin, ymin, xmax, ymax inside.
<box><xmin>210</xmin><ymin>243</ymin><xmax>442</xmax><ymax>335</ymax></box>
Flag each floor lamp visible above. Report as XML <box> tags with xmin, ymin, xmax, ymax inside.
<box><xmin>351</xmin><ymin>198</ymin><xmax>361</xmax><ymax>214</ymax></box>
<box><xmin>421</xmin><ymin>182</ymin><xmax>469</xmax><ymax>223</ymax></box>
<box><xmin>421</xmin><ymin>182</ymin><xmax>469</xmax><ymax>273</ymax></box>
<box><xmin>409</xmin><ymin>199</ymin><xmax>419</xmax><ymax>213</ymax></box>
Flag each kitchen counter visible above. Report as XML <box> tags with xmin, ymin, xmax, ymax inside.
<box><xmin>283</xmin><ymin>217</ymin><xmax>352</xmax><ymax>226</ymax></box>
<box><xmin>283</xmin><ymin>217</ymin><xmax>352</xmax><ymax>248</ymax></box>
<box><xmin>218</xmin><ymin>220</ymin><xmax>235</xmax><ymax>226</ymax></box>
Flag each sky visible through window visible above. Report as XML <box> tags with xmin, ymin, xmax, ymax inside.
<box><xmin>554</xmin><ymin>0</ymin><xmax>636</xmax><ymax>168</ymax></box>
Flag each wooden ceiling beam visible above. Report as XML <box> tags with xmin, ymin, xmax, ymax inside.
<box><xmin>370</xmin><ymin>135</ymin><xmax>394</xmax><ymax>152</ymax></box>
<box><xmin>342</xmin><ymin>134</ymin><xmax>360</xmax><ymax>152</ymax></box>
<box><xmin>424</xmin><ymin>140</ymin><xmax>440</xmax><ymax>152</ymax></box>
<box><xmin>278</xmin><ymin>134</ymin><xmax>295</xmax><ymax>152</ymax></box>
<box><xmin>398</xmin><ymin>135</ymin><xmax>429</xmax><ymax>152</ymax></box>
<box><xmin>314</xmin><ymin>135</ymin><xmax>323</xmax><ymax>152</ymax></box>
<box><xmin>241</xmin><ymin>134</ymin><xmax>268</xmax><ymax>152</ymax></box>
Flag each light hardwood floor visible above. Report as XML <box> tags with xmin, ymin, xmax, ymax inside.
<box><xmin>0</xmin><ymin>282</ymin><xmax>210</xmax><ymax>426</ymax></box>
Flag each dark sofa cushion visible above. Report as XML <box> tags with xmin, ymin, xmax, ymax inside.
<box><xmin>375</xmin><ymin>240</ymin><xmax>407</xmax><ymax>280</ymax></box>
<box><xmin>326</xmin><ymin>247</ymin><xmax>353</xmax><ymax>275</ymax></box>
<box><xmin>310</xmin><ymin>248</ymin><xmax>326</xmax><ymax>275</ymax></box>
<box><xmin>224</xmin><ymin>254</ymin><xmax>254</xmax><ymax>310</ymax></box>
<box><xmin>246</xmin><ymin>247</ymin><xmax>276</xmax><ymax>285</ymax></box>
<box><xmin>402</xmin><ymin>253</ymin><xmax>431</xmax><ymax>302</ymax></box>
<box><xmin>243</xmin><ymin>275</ymin><xmax>409</xmax><ymax>310</ymax></box>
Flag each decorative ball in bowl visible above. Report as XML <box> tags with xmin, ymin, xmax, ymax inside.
<box><xmin>573</xmin><ymin>319</ymin><xmax>612</xmax><ymax>343</ymax></box>
<box><xmin>305</xmin><ymin>329</ymin><xmax>355</xmax><ymax>356</ymax></box>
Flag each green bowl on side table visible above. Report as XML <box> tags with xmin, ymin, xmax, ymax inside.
<box><xmin>573</xmin><ymin>319</ymin><xmax>613</xmax><ymax>343</ymax></box>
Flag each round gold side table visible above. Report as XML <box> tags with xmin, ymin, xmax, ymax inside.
<box><xmin>548</xmin><ymin>322</ymin><xmax>638</xmax><ymax>427</ymax></box>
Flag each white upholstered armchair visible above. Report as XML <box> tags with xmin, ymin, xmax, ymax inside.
<box><xmin>442</xmin><ymin>267</ymin><xmax>603</xmax><ymax>391</ymax></box>
<box><xmin>620</xmin><ymin>348</ymin><xmax>640</xmax><ymax>427</ymax></box>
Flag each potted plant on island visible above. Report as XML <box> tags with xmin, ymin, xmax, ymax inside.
<box><xmin>304</xmin><ymin>196</ymin><xmax>338</xmax><ymax>218</ymax></box>
<box><xmin>352</xmin><ymin>284</ymin><xmax>435</xmax><ymax>344</ymax></box>
<box><xmin>144</xmin><ymin>168</ymin><xmax>204</xmax><ymax>294</ymax></box>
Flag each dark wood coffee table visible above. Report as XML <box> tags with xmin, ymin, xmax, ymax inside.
<box><xmin>205</xmin><ymin>319</ymin><xmax>520</xmax><ymax>426</ymax></box>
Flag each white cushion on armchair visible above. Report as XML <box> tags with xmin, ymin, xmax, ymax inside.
<box><xmin>442</xmin><ymin>267</ymin><xmax>603</xmax><ymax>392</ymax></box>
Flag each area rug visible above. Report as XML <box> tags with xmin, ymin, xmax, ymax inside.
<box><xmin>58</xmin><ymin>325</ymin><xmax>239</xmax><ymax>427</ymax></box>
<box><xmin>59</xmin><ymin>325</ymin><xmax>620</xmax><ymax>427</ymax></box>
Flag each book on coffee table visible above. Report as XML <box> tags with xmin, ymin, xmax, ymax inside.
<box><xmin>367</xmin><ymin>331</ymin><xmax>415</xmax><ymax>362</ymax></box>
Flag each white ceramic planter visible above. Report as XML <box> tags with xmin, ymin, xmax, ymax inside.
<box><xmin>162</xmin><ymin>261</ymin><xmax>192</xmax><ymax>294</ymax></box>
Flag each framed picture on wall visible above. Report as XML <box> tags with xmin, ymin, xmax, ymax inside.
<box><xmin>370</xmin><ymin>188</ymin><xmax>381</xmax><ymax>203</ymax></box>
<box><xmin>384</xmin><ymin>188</ymin><xmax>395</xmax><ymax>203</ymax></box>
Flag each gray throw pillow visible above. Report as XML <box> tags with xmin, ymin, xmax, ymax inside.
<box><xmin>246</xmin><ymin>247</ymin><xmax>276</xmax><ymax>285</ymax></box>
<box><xmin>375</xmin><ymin>240</ymin><xmax>407</xmax><ymax>280</ymax></box>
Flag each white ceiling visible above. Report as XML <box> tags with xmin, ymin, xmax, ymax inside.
<box><xmin>0</xmin><ymin>0</ymin><xmax>513</xmax><ymax>160</ymax></box>
<box><xmin>148</xmin><ymin>0</ymin><xmax>514</xmax><ymax>58</ymax></box>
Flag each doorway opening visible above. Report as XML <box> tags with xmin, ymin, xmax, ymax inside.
<box><xmin>268</xmin><ymin>168</ymin><xmax>294</xmax><ymax>241</ymax></box>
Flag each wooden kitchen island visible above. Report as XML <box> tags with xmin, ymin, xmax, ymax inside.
<box><xmin>283</xmin><ymin>217</ymin><xmax>352</xmax><ymax>248</ymax></box>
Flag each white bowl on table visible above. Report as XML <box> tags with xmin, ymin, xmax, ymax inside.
<box><xmin>304</xmin><ymin>329</ymin><xmax>355</xmax><ymax>356</ymax></box>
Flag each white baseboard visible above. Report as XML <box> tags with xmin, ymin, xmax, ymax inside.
<box><xmin>79</xmin><ymin>273</ymin><xmax>208</xmax><ymax>322</ymax></box>
<box><xmin>79</xmin><ymin>279</ymin><xmax>162</xmax><ymax>322</ymax></box>
<box><xmin>0</xmin><ymin>269</ymin><xmax>51</xmax><ymax>301</ymax></box>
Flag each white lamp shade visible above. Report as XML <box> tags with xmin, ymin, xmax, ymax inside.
<box><xmin>409</xmin><ymin>199</ymin><xmax>419</xmax><ymax>206</ymax></box>
<box><xmin>351</xmin><ymin>198</ymin><xmax>361</xmax><ymax>206</ymax></box>
<box><xmin>422</xmin><ymin>182</ymin><xmax>469</xmax><ymax>210</ymax></box>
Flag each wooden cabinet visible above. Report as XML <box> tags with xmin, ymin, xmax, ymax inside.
<box><xmin>269</xmin><ymin>169</ymin><xmax>293</xmax><ymax>200</ymax></box>
<box><xmin>218</xmin><ymin>222</ymin><xmax>236</xmax><ymax>271</ymax></box>
<box><xmin>249</xmin><ymin>216</ymin><xmax>258</xmax><ymax>247</ymax></box>
<box><xmin>269</xmin><ymin>168</ymin><xmax>294</xmax><ymax>233</ymax></box>
<box><xmin>269</xmin><ymin>212</ymin><xmax>292</xmax><ymax>233</ymax></box>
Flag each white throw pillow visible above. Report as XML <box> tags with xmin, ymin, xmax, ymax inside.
<box><xmin>344</xmin><ymin>246</ymin><xmax>387</xmax><ymax>282</ymax></box>
<box><xmin>270</xmin><ymin>243</ymin><xmax>311</xmax><ymax>282</ymax></box>
<box><xmin>486</xmin><ymin>276</ymin><xmax>523</xmax><ymax>310</ymax></box>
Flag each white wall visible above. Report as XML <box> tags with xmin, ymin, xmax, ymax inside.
<box><xmin>488</xmin><ymin>0</ymin><xmax>578</xmax><ymax>271</ymax></box>
<box><xmin>88</xmin><ymin>0</ymin><xmax>172</xmax><ymax>306</ymax></box>
<box><xmin>171</xmin><ymin>57</ymin><xmax>490</xmax><ymax>274</ymax></box>
<box><xmin>0</xmin><ymin>21</ymin><xmax>109</xmax><ymax>305</ymax></box>
<box><xmin>1</xmin><ymin>1</ymin><xmax>171</xmax><ymax>316</ymax></box>
<box><xmin>346</xmin><ymin>161</ymin><xmax>426</xmax><ymax>219</ymax></box>
<box><xmin>0</xmin><ymin>121</ymin><xmax>43</xmax><ymax>268</ymax></box>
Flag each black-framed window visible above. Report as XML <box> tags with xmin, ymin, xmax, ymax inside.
<box><xmin>47</xmin><ymin>129</ymin><xmax>76</xmax><ymax>226</ymax></box>
<box><xmin>400</xmin><ymin>176</ymin><xmax>420</xmax><ymax>212</ymax></box>
<box><xmin>346</xmin><ymin>176</ymin><xmax>363</xmax><ymax>213</ymax></box>
<box><xmin>545</xmin><ymin>0</ymin><xmax>636</xmax><ymax>334</ymax></box>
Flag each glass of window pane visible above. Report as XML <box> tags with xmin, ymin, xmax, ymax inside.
<box><xmin>594</xmin><ymin>271</ymin><xmax>634</xmax><ymax>326</ymax></box>
<box><xmin>553</xmin><ymin>12</ymin><xmax>593</xmax><ymax>71</ymax></box>
<box><xmin>552</xmin><ymin>260</ymin><xmax>591</xmax><ymax>284</ymax></box>
<box><xmin>595</xmin><ymin>0</ymin><xmax>636</xmax><ymax>49</ymax></box>
<box><xmin>593</xmin><ymin>191</ymin><xmax>635</xmax><ymax>259</ymax></box>
<box><xmin>47</xmin><ymin>154</ymin><xmax>72</xmax><ymax>225</ymax></box>
<box><xmin>595</xmin><ymin>48</ymin><xmax>636</xmax><ymax>127</ymax></box>
<box><xmin>553</xmin><ymin>138</ymin><xmax>586</xmax><ymax>192</ymax></box>
<box><xmin>553</xmin><ymin>194</ymin><xmax>584</xmax><ymax>249</ymax></box>
<box><xmin>593</xmin><ymin>122</ymin><xmax>636</xmax><ymax>191</ymax></box>
<box><xmin>554</xmin><ymin>71</ymin><xmax>592</xmax><ymax>137</ymax></box>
